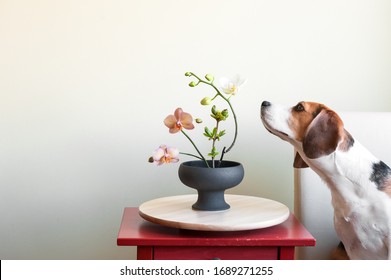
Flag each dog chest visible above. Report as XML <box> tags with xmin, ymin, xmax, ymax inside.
<box><xmin>332</xmin><ymin>189</ymin><xmax>391</xmax><ymax>260</ymax></box>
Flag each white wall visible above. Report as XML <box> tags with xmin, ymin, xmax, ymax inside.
<box><xmin>0</xmin><ymin>0</ymin><xmax>390</xmax><ymax>259</ymax></box>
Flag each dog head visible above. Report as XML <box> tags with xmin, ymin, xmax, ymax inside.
<box><xmin>260</xmin><ymin>101</ymin><xmax>354</xmax><ymax>168</ymax></box>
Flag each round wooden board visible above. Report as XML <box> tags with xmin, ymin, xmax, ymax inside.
<box><xmin>139</xmin><ymin>194</ymin><xmax>290</xmax><ymax>231</ymax></box>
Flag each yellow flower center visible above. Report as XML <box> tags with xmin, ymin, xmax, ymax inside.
<box><xmin>229</xmin><ymin>85</ymin><xmax>237</xmax><ymax>94</ymax></box>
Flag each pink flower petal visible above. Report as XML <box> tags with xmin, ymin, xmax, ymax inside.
<box><xmin>167</xmin><ymin>147</ymin><xmax>179</xmax><ymax>158</ymax></box>
<box><xmin>169</xmin><ymin>126</ymin><xmax>181</xmax><ymax>134</ymax></box>
<box><xmin>174</xmin><ymin>108</ymin><xmax>183</xmax><ymax>120</ymax></box>
<box><xmin>164</xmin><ymin>115</ymin><xmax>182</xmax><ymax>133</ymax></box>
<box><xmin>164</xmin><ymin>115</ymin><xmax>177</xmax><ymax>128</ymax></box>
<box><xmin>152</xmin><ymin>147</ymin><xmax>165</xmax><ymax>161</ymax></box>
<box><xmin>180</xmin><ymin>112</ymin><xmax>194</xmax><ymax>130</ymax></box>
<box><xmin>169</xmin><ymin>158</ymin><xmax>179</xmax><ymax>163</ymax></box>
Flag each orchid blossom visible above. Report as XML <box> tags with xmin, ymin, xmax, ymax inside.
<box><xmin>219</xmin><ymin>75</ymin><xmax>246</xmax><ymax>96</ymax></box>
<box><xmin>162</xmin><ymin>107</ymin><xmax>207</xmax><ymax>166</ymax></box>
<box><xmin>151</xmin><ymin>145</ymin><xmax>179</xmax><ymax>165</ymax></box>
<box><xmin>164</xmin><ymin>108</ymin><xmax>194</xmax><ymax>133</ymax></box>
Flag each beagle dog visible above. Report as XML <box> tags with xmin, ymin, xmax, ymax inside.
<box><xmin>260</xmin><ymin>101</ymin><xmax>391</xmax><ymax>260</ymax></box>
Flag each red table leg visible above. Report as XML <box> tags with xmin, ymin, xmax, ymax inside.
<box><xmin>137</xmin><ymin>246</ymin><xmax>154</xmax><ymax>260</ymax></box>
<box><xmin>279</xmin><ymin>247</ymin><xmax>295</xmax><ymax>260</ymax></box>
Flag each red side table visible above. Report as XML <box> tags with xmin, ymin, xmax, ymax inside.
<box><xmin>117</xmin><ymin>207</ymin><xmax>315</xmax><ymax>260</ymax></box>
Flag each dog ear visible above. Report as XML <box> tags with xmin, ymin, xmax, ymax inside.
<box><xmin>294</xmin><ymin>152</ymin><xmax>309</xmax><ymax>168</ymax></box>
<box><xmin>303</xmin><ymin>109</ymin><xmax>342</xmax><ymax>159</ymax></box>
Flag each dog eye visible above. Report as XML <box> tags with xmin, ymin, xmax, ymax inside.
<box><xmin>294</xmin><ymin>103</ymin><xmax>305</xmax><ymax>112</ymax></box>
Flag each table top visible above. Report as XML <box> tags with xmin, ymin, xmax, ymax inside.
<box><xmin>139</xmin><ymin>195</ymin><xmax>290</xmax><ymax>231</ymax></box>
<box><xmin>117</xmin><ymin>207</ymin><xmax>316</xmax><ymax>247</ymax></box>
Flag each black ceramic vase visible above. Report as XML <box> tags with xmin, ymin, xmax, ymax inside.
<box><xmin>178</xmin><ymin>160</ymin><xmax>244</xmax><ymax>211</ymax></box>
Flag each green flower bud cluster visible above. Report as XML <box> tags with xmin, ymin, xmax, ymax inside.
<box><xmin>211</xmin><ymin>105</ymin><xmax>229</xmax><ymax>121</ymax></box>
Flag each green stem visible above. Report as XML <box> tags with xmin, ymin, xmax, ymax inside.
<box><xmin>181</xmin><ymin>130</ymin><xmax>210</xmax><ymax>168</ymax></box>
<box><xmin>223</xmin><ymin>98</ymin><xmax>238</xmax><ymax>153</ymax></box>
<box><xmin>189</xmin><ymin>72</ymin><xmax>238</xmax><ymax>160</ymax></box>
<box><xmin>211</xmin><ymin>120</ymin><xmax>220</xmax><ymax>168</ymax></box>
<box><xmin>179</xmin><ymin>152</ymin><xmax>203</xmax><ymax>160</ymax></box>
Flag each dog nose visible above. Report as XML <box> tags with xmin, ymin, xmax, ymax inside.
<box><xmin>261</xmin><ymin>101</ymin><xmax>271</xmax><ymax>107</ymax></box>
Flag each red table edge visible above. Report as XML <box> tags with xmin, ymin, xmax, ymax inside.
<box><xmin>117</xmin><ymin>207</ymin><xmax>316</xmax><ymax>247</ymax></box>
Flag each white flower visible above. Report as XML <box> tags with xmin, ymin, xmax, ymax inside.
<box><xmin>219</xmin><ymin>75</ymin><xmax>246</xmax><ymax>95</ymax></box>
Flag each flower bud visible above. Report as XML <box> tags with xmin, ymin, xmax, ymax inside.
<box><xmin>195</xmin><ymin>118</ymin><xmax>203</xmax><ymax>124</ymax></box>
<box><xmin>222</xmin><ymin>109</ymin><xmax>229</xmax><ymax>118</ymax></box>
<box><xmin>211</xmin><ymin>105</ymin><xmax>218</xmax><ymax>115</ymax></box>
<box><xmin>205</xmin><ymin>74</ymin><xmax>214</xmax><ymax>82</ymax></box>
<box><xmin>185</xmin><ymin>72</ymin><xmax>192</xmax><ymax>77</ymax></box>
<box><xmin>189</xmin><ymin>81</ymin><xmax>197</xmax><ymax>87</ymax></box>
<box><xmin>200</xmin><ymin>97</ymin><xmax>212</xmax><ymax>105</ymax></box>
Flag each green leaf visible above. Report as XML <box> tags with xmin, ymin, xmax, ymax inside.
<box><xmin>218</xmin><ymin>130</ymin><xmax>226</xmax><ymax>137</ymax></box>
<box><xmin>216</xmin><ymin>130</ymin><xmax>226</xmax><ymax>140</ymax></box>
<box><xmin>208</xmin><ymin>146</ymin><xmax>219</xmax><ymax>157</ymax></box>
<box><xmin>203</xmin><ymin>127</ymin><xmax>213</xmax><ymax>139</ymax></box>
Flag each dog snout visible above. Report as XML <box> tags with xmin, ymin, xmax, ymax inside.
<box><xmin>261</xmin><ymin>101</ymin><xmax>271</xmax><ymax>108</ymax></box>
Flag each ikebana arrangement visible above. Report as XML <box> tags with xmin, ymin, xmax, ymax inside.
<box><xmin>148</xmin><ymin>72</ymin><xmax>246</xmax><ymax>211</ymax></box>
<box><xmin>149</xmin><ymin>72</ymin><xmax>246</xmax><ymax>168</ymax></box>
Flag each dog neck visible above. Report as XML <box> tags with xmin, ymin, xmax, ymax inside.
<box><xmin>296</xmin><ymin>139</ymin><xmax>380</xmax><ymax>192</ymax></box>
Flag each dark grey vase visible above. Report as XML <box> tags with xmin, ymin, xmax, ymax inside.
<box><xmin>178</xmin><ymin>160</ymin><xmax>244</xmax><ymax>211</ymax></box>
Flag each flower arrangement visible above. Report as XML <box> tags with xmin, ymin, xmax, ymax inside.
<box><xmin>149</xmin><ymin>72</ymin><xmax>246</xmax><ymax>168</ymax></box>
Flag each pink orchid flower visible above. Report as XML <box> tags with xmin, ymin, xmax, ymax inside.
<box><xmin>152</xmin><ymin>145</ymin><xmax>179</xmax><ymax>165</ymax></box>
<box><xmin>164</xmin><ymin>108</ymin><xmax>195</xmax><ymax>133</ymax></box>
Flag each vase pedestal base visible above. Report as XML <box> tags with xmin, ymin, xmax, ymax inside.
<box><xmin>192</xmin><ymin>190</ymin><xmax>230</xmax><ymax>211</ymax></box>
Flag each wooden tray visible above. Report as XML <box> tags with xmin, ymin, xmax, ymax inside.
<box><xmin>139</xmin><ymin>194</ymin><xmax>290</xmax><ymax>231</ymax></box>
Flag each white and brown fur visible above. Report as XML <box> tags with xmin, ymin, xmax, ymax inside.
<box><xmin>260</xmin><ymin>101</ymin><xmax>391</xmax><ymax>260</ymax></box>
